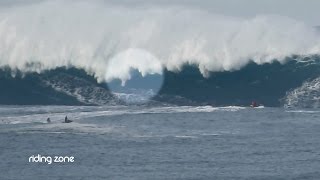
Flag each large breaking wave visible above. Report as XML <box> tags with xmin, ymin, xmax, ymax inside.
<box><xmin>1</xmin><ymin>56</ymin><xmax>320</xmax><ymax>107</ymax></box>
<box><xmin>0</xmin><ymin>1</ymin><xmax>320</xmax><ymax>107</ymax></box>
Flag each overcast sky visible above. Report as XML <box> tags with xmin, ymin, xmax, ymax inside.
<box><xmin>0</xmin><ymin>0</ymin><xmax>319</xmax><ymax>26</ymax></box>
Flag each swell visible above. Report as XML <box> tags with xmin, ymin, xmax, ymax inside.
<box><xmin>0</xmin><ymin>67</ymin><xmax>118</xmax><ymax>105</ymax></box>
<box><xmin>1</xmin><ymin>56</ymin><xmax>320</xmax><ymax>107</ymax></box>
<box><xmin>158</xmin><ymin>56</ymin><xmax>320</xmax><ymax>107</ymax></box>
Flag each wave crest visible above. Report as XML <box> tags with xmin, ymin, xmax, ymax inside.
<box><xmin>0</xmin><ymin>1</ymin><xmax>319</xmax><ymax>82</ymax></box>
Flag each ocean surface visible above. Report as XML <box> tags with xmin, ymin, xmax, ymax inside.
<box><xmin>1</xmin><ymin>105</ymin><xmax>320</xmax><ymax>180</ymax></box>
<box><xmin>1</xmin><ymin>2</ymin><xmax>320</xmax><ymax>179</ymax></box>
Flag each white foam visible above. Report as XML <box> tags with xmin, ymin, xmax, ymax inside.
<box><xmin>0</xmin><ymin>1</ymin><xmax>319</xmax><ymax>83</ymax></box>
<box><xmin>284</xmin><ymin>77</ymin><xmax>320</xmax><ymax>108</ymax></box>
<box><xmin>286</xmin><ymin>110</ymin><xmax>320</xmax><ymax>113</ymax></box>
<box><xmin>0</xmin><ymin>105</ymin><xmax>246</xmax><ymax>126</ymax></box>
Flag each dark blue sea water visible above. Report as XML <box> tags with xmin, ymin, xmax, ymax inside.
<box><xmin>1</xmin><ymin>58</ymin><xmax>320</xmax><ymax>108</ymax></box>
<box><xmin>1</xmin><ymin>105</ymin><xmax>320</xmax><ymax>180</ymax></box>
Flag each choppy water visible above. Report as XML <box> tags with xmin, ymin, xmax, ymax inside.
<box><xmin>1</xmin><ymin>105</ymin><xmax>320</xmax><ymax>180</ymax></box>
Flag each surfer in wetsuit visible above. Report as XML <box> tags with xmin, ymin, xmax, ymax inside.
<box><xmin>47</xmin><ymin>118</ymin><xmax>51</xmax><ymax>123</ymax></box>
<box><xmin>65</xmin><ymin>116</ymin><xmax>72</xmax><ymax>123</ymax></box>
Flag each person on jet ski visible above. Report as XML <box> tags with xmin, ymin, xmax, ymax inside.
<box><xmin>251</xmin><ymin>101</ymin><xmax>258</xmax><ymax>108</ymax></box>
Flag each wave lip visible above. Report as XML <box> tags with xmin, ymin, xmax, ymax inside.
<box><xmin>0</xmin><ymin>1</ymin><xmax>320</xmax><ymax>83</ymax></box>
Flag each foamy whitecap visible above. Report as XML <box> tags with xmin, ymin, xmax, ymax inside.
<box><xmin>0</xmin><ymin>1</ymin><xmax>319</xmax><ymax>83</ymax></box>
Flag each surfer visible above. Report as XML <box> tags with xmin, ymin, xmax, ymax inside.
<box><xmin>47</xmin><ymin>118</ymin><xmax>51</xmax><ymax>123</ymax></box>
<box><xmin>65</xmin><ymin>116</ymin><xmax>73</xmax><ymax>123</ymax></box>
